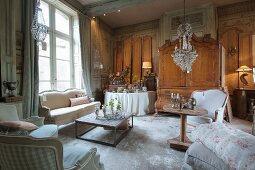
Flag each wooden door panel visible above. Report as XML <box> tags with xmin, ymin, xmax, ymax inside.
<box><xmin>132</xmin><ymin>37</ymin><xmax>142</xmax><ymax>83</ymax></box>
<box><xmin>188</xmin><ymin>44</ymin><xmax>219</xmax><ymax>87</ymax></box>
<box><xmin>159</xmin><ymin>47</ymin><xmax>185</xmax><ymax>88</ymax></box>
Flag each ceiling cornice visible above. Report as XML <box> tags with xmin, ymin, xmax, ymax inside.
<box><xmin>83</xmin><ymin>0</ymin><xmax>152</xmax><ymax>17</ymax></box>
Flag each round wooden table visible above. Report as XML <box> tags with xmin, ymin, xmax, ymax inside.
<box><xmin>163</xmin><ymin>104</ymin><xmax>208</xmax><ymax>151</ymax></box>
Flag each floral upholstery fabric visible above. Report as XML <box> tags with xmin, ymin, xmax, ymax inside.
<box><xmin>192</xmin><ymin>122</ymin><xmax>255</xmax><ymax>170</ymax></box>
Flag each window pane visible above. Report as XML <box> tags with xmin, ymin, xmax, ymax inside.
<box><xmin>55</xmin><ymin>9</ymin><xmax>70</xmax><ymax>35</ymax></box>
<box><xmin>56</xmin><ymin>60</ymin><xmax>70</xmax><ymax>80</ymax></box>
<box><xmin>74</xmin><ymin>63</ymin><xmax>82</xmax><ymax>89</ymax></box>
<box><xmin>56</xmin><ymin>37</ymin><xmax>70</xmax><ymax>60</ymax></box>
<box><xmin>56</xmin><ymin>82</ymin><xmax>71</xmax><ymax>91</ymax></box>
<box><xmin>39</xmin><ymin>34</ymin><xmax>50</xmax><ymax>57</ymax></box>
<box><xmin>39</xmin><ymin>57</ymin><xmax>50</xmax><ymax>81</ymax></box>
<box><xmin>40</xmin><ymin>1</ymin><xmax>49</xmax><ymax>27</ymax></box>
<box><xmin>39</xmin><ymin>81</ymin><xmax>51</xmax><ymax>92</ymax></box>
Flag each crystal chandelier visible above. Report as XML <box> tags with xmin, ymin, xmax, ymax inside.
<box><xmin>31</xmin><ymin>0</ymin><xmax>48</xmax><ymax>45</ymax></box>
<box><xmin>171</xmin><ymin>0</ymin><xmax>198</xmax><ymax>73</ymax></box>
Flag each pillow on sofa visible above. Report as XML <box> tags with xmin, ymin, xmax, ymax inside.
<box><xmin>70</xmin><ymin>96</ymin><xmax>90</xmax><ymax>107</ymax></box>
<box><xmin>0</xmin><ymin>121</ymin><xmax>38</xmax><ymax>132</ymax></box>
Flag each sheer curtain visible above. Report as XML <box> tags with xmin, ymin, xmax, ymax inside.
<box><xmin>22</xmin><ymin>0</ymin><xmax>39</xmax><ymax>117</ymax></box>
<box><xmin>78</xmin><ymin>14</ymin><xmax>92</xmax><ymax>97</ymax></box>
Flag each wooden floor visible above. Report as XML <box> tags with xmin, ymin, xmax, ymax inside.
<box><xmin>227</xmin><ymin>117</ymin><xmax>253</xmax><ymax>134</ymax></box>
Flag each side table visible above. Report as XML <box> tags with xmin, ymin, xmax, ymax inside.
<box><xmin>163</xmin><ymin>104</ymin><xmax>208</xmax><ymax>151</ymax></box>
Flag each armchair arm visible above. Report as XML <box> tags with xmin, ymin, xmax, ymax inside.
<box><xmin>64</xmin><ymin>147</ymin><xmax>104</xmax><ymax>170</ymax></box>
<box><xmin>23</xmin><ymin>116</ymin><xmax>45</xmax><ymax>127</ymax></box>
<box><xmin>38</xmin><ymin>106</ymin><xmax>51</xmax><ymax>118</ymax></box>
<box><xmin>214</xmin><ymin>107</ymin><xmax>225</xmax><ymax>123</ymax></box>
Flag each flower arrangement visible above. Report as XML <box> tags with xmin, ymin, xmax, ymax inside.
<box><xmin>102</xmin><ymin>98</ymin><xmax>122</xmax><ymax>118</ymax></box>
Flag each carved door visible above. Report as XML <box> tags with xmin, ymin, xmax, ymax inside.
<box><xmin>187</xmin><ymin>41</ymin><xmax>220</xmax><ymax>87</ymax></box>
<box><xmin>159</xmin><ymin>45</ymin><xmax>185</xmax><ymax>88</ymax></box>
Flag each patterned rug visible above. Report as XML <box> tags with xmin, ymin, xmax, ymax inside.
<box><xmin>58</xmin><ymin>115</ymin><xmax>187</xmax><ymax>170</ymax></box>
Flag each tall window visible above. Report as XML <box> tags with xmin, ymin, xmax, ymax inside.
<box><xmin>38</xmin><ymin>1</ymin><xmax>82</xmax><ymax>92</ymax></box>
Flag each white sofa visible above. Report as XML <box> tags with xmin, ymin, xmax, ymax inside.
<box><xmin>39</xmin><ymin>89</ymin><xmax>100</xmax><ymax>125</ymax></box>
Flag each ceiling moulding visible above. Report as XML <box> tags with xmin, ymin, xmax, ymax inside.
<box><xmin>45</xmin><ymin>0</ymin><xmax>82</xmax><ymax>16</ymax></box>
<box><xmin>83</xmin><ymin>0</ymin><xmax>152</xmax><ymax>17</ymax></box>
<box><xmin>218</xmin><ymin>0</ymin><xmax>255</xmax><ymax>17</ymax></box>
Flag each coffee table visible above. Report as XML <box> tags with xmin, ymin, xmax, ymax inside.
<box><xmin>163</xmin><ymin>104</ymin><xmax>208</xmax><ymax>150</ymax></box>
<box><xmin>75</xmin><ymin>112</ymin><xmax>133</xmax><ymax>147</ymax></box>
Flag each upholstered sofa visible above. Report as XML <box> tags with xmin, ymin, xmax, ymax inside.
<box><xmin>182</xmin><ymin>122</ymin><xmax>255</xmax><ymax>170</ymax></box>
<box><xmin>0</xmin><ymin>103</ymin><xmax>58</xmax><ymax>138</ymax></box>
<box><xmin>39</xmin><ymin>89</ymin><xmax>101</xmax><ymax>125</ymax></box>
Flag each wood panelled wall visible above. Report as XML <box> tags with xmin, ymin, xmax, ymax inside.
<box><xmin>113</xmin><ymin>20</ymin><xmax>159</xmax><ymax>81</ymax></box>
<box><xmin>114</xmin><ymin>36</ymin><xmax>152</xmax><ymax>83</ymax></box>
<box><xmin>218</xmin><ymin>0</ymin><xmax>255</xmax><ymax>95</ymax></box>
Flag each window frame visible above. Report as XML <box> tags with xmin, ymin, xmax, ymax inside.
<box><xmin>39</xmin><ymin>0</ymin><xmax>77</xmax><ymax>92</ymax></box>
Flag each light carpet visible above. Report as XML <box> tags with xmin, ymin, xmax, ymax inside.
<box><xmin>58</xmin><ymin>115</ymin><xmax>187</xmax><ymax>170</ymax></box>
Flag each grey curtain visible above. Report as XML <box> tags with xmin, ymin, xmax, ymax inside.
<box><xmin>78</xmin><ymin>14</ymin><xmax>92</xmax><ymax>97</ymax></box>
<box><xmin>22</xmin><ymin>0</ymin><xmax>39</xmax><ymax>117</ymax></box>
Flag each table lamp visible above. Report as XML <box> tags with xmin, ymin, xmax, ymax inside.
<box><xmin>142</xmin><ymin>62</ymin><xmax>152</xmax><ymax>76</ymax></box>
<box><xmin>236</xmin><ymin>65</ymin><xmax>252</xmax><ymax>89</ymax></box>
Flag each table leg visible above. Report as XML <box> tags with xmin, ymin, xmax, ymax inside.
<box><xmin>167</xmin><ymin>114</ymin><xmax>192</xmax><ymax>151</ymax></box>
<box><xmin>180</xmin><ymin>114</ymin><xmax>187</xmax><ymax>142</ymax></box>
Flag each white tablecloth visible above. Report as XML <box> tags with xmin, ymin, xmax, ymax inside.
<box><xmin>104</xmin><ymin>91</ymin><xmax>156</xmax><ymax>116</ymax></box>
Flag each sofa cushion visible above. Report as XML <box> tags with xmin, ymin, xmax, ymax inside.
<box><xmin>70</xmin><ymin>96</ymin><xmax>90</xmax><ymax>107</ymax></box>
<box><xmin>0</xmin><ymin>121</ymin><xmax>38</xmax><ymax>132</ymax></box>
<box><xmin>29</xmin><ymin>125</ymin><xmax>58</xmax><ymax>138</ymax></box>
<box><xmin>184</xmin><ymin>142</ymin><xmax>230</xmax><ymax>170</ymax></box>
<box><xmin>49</xmin><ymin>102</ymin><xmax>100</xmax><ymax>124</ymax></box>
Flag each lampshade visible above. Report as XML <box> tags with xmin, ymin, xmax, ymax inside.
<box><xmin>142</xmin><ymin>62</ymin><xmax>152</xmax><ymax>69</ymax></box>
<box><xmin>236</xmin><ymin>65</ymin><xmax>252</xmax><ymax>72</ymax></box>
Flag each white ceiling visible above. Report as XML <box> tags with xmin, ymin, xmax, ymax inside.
<box><xmin>77</xmin><ymin>0</ymin><xmax>248</xmax><ymax>28</ymax></box>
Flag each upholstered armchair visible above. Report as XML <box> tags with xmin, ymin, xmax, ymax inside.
<box><xmin>0</xmin><ymin>103</ymin><xmax>58</xmax><ymax>138</ymax></box>
<box><xmin>187</xmin><ymin>89</ymin><xmax>228</xmax><ymax>126</ymax></box>
<box><xmin>0</xmin><ymin>135</ymin><xmax>104</xmax><ymax>170</ymax></box>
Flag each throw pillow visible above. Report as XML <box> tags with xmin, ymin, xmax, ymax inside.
<box><xmin>75</xmin><ymin>93</ymin><xmax>85</xmax><ymax>98</ymax></box>
<box><xmin>70</xmin><ymin>96</ymin><xmax>90</xmax><ymax>107</ymax></box>
<box><xmin>0</xmin><ymin>121</ymin><xmax>38</xmax><ymax>132</ymax></box>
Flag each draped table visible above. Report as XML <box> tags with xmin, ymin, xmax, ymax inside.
<box><xmin>104</xmin><ymin>91</ymin><xmax>156</xmax><ymax>116</ymax></box>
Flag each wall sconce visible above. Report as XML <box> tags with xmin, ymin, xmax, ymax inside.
<box><xmin>228</xmin><ymin>46</ymin><xmax>237</xmax><ymax>56</ymax></box>
<box><xmin>142</xmin><ymin>62</ymin><xmax>152</xmax><ymax>76</ymax></box>
<box><xmin>236</xmin><ymin>65</ymin><xmax>252</xmax><ymax>89</ymax></box>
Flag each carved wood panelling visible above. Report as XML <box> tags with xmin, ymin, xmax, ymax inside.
<box><xmin>113</xmin><ymin>35</ymin><xmax>153</xmax><ymax>84</ymax></box>
<box><xmin>132</xmin><ymin>37</ymin><xmax>142</xmax><ymax>83</ymax></box>
<box><xmin>123</xmin><ymin>37</ymin><xmax>132</xmax><ymax>83</ymax></box>
<box><xmin>114</xmin><ymin>41</ymin><xmax>123</xmax><ymax>73</ymax></box>
<box><xmin>219</xmin><ymin>28</ymin><xmax>240</xmax><ymax>95</ymax></box>
<box><xmin>142</xmin><ymin>36</ymin><xmax>152</xmax><ymax>77</ymax></box>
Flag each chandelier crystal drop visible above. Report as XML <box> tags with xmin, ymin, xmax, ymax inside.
<box><xmin>171</xmin><ymin>0</ymin><xmax>198</xmax><ymax>73</ymax></box>
<box><xmin>31</xmin><ymin>0</ymin><xmax>48</xmax><ymax>45</ymax></box>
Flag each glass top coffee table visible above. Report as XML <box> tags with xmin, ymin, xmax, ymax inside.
<box><xmin>75</xmin><ymin>112</ymin><xmax>133</xmax><ymax>147</ymax></box>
